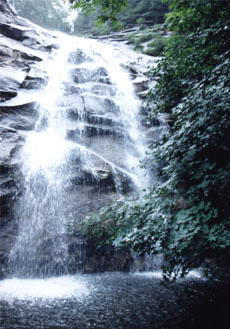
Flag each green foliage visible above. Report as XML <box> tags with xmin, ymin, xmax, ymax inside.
<box><xmin>163</xmin><ymin>0</ymin><xmax>230</xmax><ymax>32</ymax></box>
<box><xmin>70</xmin><ymin>0</ymin><xmax>127</xmax><ymax>23</ymax></box>
<box><xmin>72</xmin><ymin>0</ymin><xmax>167</xmax><ymax>36</ymax></box>
<box><xmin>144</xmin><ymin>37</ymin><xmax>166</xmax><ymax>56</ymax></box>
<box><xmin>83</xmin><ymin>0</ymin><xmax>230</xmax><ymax>280</ymax></box>
<box><xmin>127</xmin><ymin>26</ymin><xmax>168</xmax><ymax>56</ymax></box>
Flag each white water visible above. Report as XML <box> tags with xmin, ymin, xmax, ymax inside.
<box><xmin>8</xmin><ymin>34</ymin><xmax>149</xmax><ymax>278</ymax></box>
<box><xmin>0</xmin><ymin>276</ymin><xmax>89</xmax><ymax>301</ymax></box>
<box><xmin>73</xmin><ymin>38</ymin><xmax>149</xmax><ymax>189</ymax></box>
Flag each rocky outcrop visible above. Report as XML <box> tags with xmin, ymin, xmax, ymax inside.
<box><xmin>0</xmin><ymin>0</ymin><xmax>56</xmax><ymax>213</ymax></box>
<box><xmin>0</xmin><ymin>1</ymin><xmax>57</xmax><ymax>278</ymax></box>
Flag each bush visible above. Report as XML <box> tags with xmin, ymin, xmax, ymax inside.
<box><xmin>83</xmin><ymin>0</ymin><xmax>230</xmax><ymax>281</ymax></box>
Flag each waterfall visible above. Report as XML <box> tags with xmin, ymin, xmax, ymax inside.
<box><xmin>8</xmin><ymin>34</ymin><xmax>148</xmax><ymax>278</ymax></box>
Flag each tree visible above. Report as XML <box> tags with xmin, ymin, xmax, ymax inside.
<box><xmin>72</xmin><ymin>0</ymin><xmax>167</xmax><ymax>35</ymax></box>
<box><xmin>70</xmin><ymin>0</ymin><xmax>127</xmax><ymax>23</ymax></box>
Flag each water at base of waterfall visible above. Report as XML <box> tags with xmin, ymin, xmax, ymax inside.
<box><xmin>0</xmin><ymin>272</ymin><xmax>228</xmax><ymax>329</ymax></box>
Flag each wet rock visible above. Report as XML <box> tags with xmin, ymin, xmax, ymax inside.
<box><xmin>21</xmin><ymin>66</ymin><xmax>48</xmax><ymax>89</ymax></box>
<box><xmin>60</xmin><ymin>94</ymin><xmax>85</xmax><ymax>109</ymax></box>
<box><xmin>0</xmin><ymin>102</ymin><xmax>38</xmax><ymax>130</ymax></box>
<box><xmin>68</xmin><ymin>49</ymin><xmax>92</xmax><ymax>65</ymax></box>
<box><xmin>0</xmin><ymin>126</ymin><xmax>23</xmax><ymax>228</ymax></box>
<box><xmin>137</xmin><ymin>89</ymin><xmax>150</xmax><ymax>99</ymax></box>
<box><xmin>22</xmin><ymin>29</ymin><xmax>57</xmax><ymax>52</ymax></box>
<box><xmin>0</xmin><ymin>22</ymin><xmax>30</xmax><ymax>41</ymax></box>
<box><xmin>86</xmin><ymin>136</ymin><xmax>129</xmax><ymax>169</ymax></box>
<box><xmin>133</xmin><ymin>76</ymin><xmax>149</xmax><ymax>93</ymax></box>
<box><xmin>67</xmin><ymin>145</ymin><xmax>133</xmax><ymax>194</ymax></box>
<box><xmin>0</xmin><ymin>42</ymin><xmax>43</xmax><ymax>67</ymax></box>
<box><xmin>67</xmin><ymin>123</ymin><xmax>124</xmax><ymax>140</ymax></box>
<box><xmin>64</xmin><ymin>81</ymin><xmax>116</xmax><ymax>98</ymax></box>
<box><xmin>0</xmin><ymin>65</ymin><xmax>28</xmax><ymax>93</ymax></box>
<box><xmin>0</xmin><ymin>90</ymin><xmax>17</xmax><ymax>102</ymax></box>
<box><xmin>67</xmin><ymin>107</ymin><xmax>121</xmax><ymax>128</ymax></box>
<box><xmin>83</xmin><ymin>94</ymin><xmax>118</xmax><ymax>115</ymax></box>
<box><xmin>90</xmin><ymin>83</ymin><xmax>116</xmax><ymax>97</ymax></box>
<box><xmin>0</xmin><ymin>126</ymin><xmax>24</xmax><ymax>163</ymax></box>
<box><xmin>87</xmin><ymin>113</ymin><xmax>121</xmax><ymax>126</ymax></box>
<box><xmin>63</xmin><ymin>83</ymin><xmax>82</xmax><ymax>96</ymax></box>
<box><xmin>0</xmin><ymin>221</ymin><xmax>17</xmax><ymax>278</ymax></box>
<box><xmin>0</xmin><ymin>0</ymin><xmax>16</xmax><ymax>16</ymax></box>
<box><xmin>72</xmin><ymin>67</ymin><xmax>111</xmax><ymax>85</ymax></box>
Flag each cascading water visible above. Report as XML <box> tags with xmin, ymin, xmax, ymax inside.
<box><xmin>8</xmin><ymin>35</ymin><xmax>77</xmax><ymax>277</ymax></box>
<box><xmin>8</xmin><ymin>34</ymin><xmax>149</xmax><ymax>278</ymax></box>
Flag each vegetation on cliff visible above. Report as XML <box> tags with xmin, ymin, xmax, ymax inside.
<box><xmin>80</xmin><ymin>0</ymin><xmax>230</xmax><ymax>280</ymax></box>
<box><xmin>71</xmin><ymin>0</ymin><xmax>167</xmax><ymax>35</ymax></box>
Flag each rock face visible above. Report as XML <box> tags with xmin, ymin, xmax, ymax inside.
<box><xmin>0</xmin><ymin>0</ymin><xmax>158</xmax><ymax>278</ymax></box>
<box><xmin>0</xmin><ymin>0</ymin><xmax>59</xmax><ymax>278</ymax></box>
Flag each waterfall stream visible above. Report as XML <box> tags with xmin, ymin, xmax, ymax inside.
<box><xmin>8</xmin><ymin>34</ymin><xmax>149</xmax><ymax>278</ymax></box>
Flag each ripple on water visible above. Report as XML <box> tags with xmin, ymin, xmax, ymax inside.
<box><xmin>0</xmin><ymin>275</ymin><xmax>89</xmax><ymax>301</ymax></box>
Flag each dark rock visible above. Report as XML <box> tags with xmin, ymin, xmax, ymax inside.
<box><xmin>0</xmin><ymin>125</ymin><xmax>23</xmax><ymax>232</ymax></box>
<box><xmin>0</xmin><ymin>126</ymin><xmax>24</xmax><ymax>164</ymax></box>
<box><xmin>83</xmin><ymin>239</ymin><xmax>132</xmax><ymax>273</ymax></box>
<box><xmin>0</xmin><ymin>90</ymin><xmax>17</xmax><ymax>102</ymax></box>
<box><xmin>0</xmin><ymin>43</ymin><xmax>42</xmax><ymax>67</ymax></box>
<box><xmin>0</xmin><ymin>22</ymin><xmax>29</xmax><ymax>41</ymax></box>
<box><xmin>0</xmin><ymin>0</ymin><xmax>15</xmax><ymax>15</ymax></box>
<box><xmin>0</xmin><ymin>221</ymin><xmax>17</xmax><ymax>278</ymax></box>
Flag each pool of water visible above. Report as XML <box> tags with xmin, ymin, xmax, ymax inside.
<box><xmin>0</xmin><ymin>272</ymin><xmax>229</xmax><ymax>329</ymax></box>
